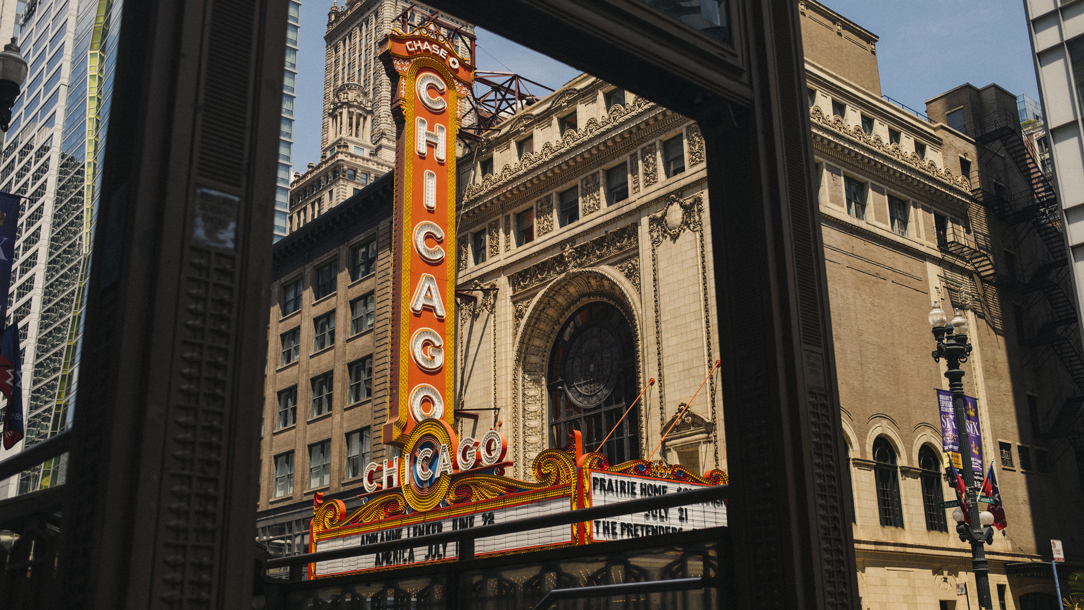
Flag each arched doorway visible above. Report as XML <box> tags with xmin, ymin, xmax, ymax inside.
<box><xmin>547</xmin><ymin>302</ymin><xmax>640</xmax><ymax>464</ymax></box>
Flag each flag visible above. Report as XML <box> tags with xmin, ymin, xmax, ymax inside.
<box><xmin>0</xmin><ymin>324</ymin><xmax>22</xmax><ymax>449</ymax></box>
<box><xmin>981</xmin><ymin>461</ymin><xmax>1007</xmax><ymax>531</ymax></box>
<box><xmin>947</xmin><ymin>461</ymin><xmax>970</xmax><ymax>524</ymax></box>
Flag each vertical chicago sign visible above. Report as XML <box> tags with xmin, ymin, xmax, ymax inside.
<box><xmin>380</xmin><ymin>28</ymin><xmax>473</xmax><ymax>447</ymax></box>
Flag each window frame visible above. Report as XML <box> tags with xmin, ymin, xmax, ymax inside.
<box><xmin>310</xmin><ymin>371</ymin><xmax>334</xmax><ymax>418</ymax></box>
<box><xmin>558</xmin><ymin>112</ymin><xmax>577</xmax><ymax>136</ymax></box>
<box><xmin>345</xmin><ymin>427</ymin><xmax>372</xmax><ymax>480</ymax></box>
<box><xmin>873</xmin><ymin>437</ymin><xmax>904</xmax><ymax>528</ymax></box>
<box><xmin>279</xmin><ymin>327</ymin><xmax>300</xmax><ymax>366</ymax></box>
<box><xmin>844</xmin><ymin>176</ymin><xmax>867</xmax><ymax>220</ymax></box>
<box><xmin>515</xmin><ymin>208</ymin><xmax>534</xmax><ymax>247</ymax></box>
<box><xmin>888</xmin><ymin>194</ymin><xmax>909</xmax><ymax>236</ymax></box>
<box><xmin>350</xmin><ymin>238</ymin><xmax>378</xmax><ymax>281</ymax></box>
<box><xmin>472</xmin><ymin>228</ymin><xmax>487</xmax><ymax>265</ymax></box>
<box><xmin>273</xmin><ymin>451</ymin><xmax>294</xmax><ymax>498</ymax></box>
<box><xmin>313</xmin><ymin>310</ymin><xmax>336</xmax><ymax>351</ymax></box>
<box><xmin>276</xmin><ymin>385</ymin><xmax>297</xmax><ymax>429</ymax></box>
<box><xmin>516</xmin><ymin>135</ymin><xmax>534</xmax><ymax>159</ymax></box>
<box><xmin>558</xmin><ymin>186</ymin><xmax>579</xmax><ymax>227</ymax></box>
<box><xmin>308</xmin><ymin>440</ymin><xmax>331</xmax><ymax>490</ymax></box>
<box><xmin>663</xmin><ymin>134</ymin><xmax>685</xmax><ymax>178</ymax></box>
<box><xmin>313</xmin><ymin>259</ymin><xmax>338</xmax><ymax>300</ymax></box>
<box><xmin>350</xmin><ymin>292</ymin><xmax>375</xmax><ymax>335</ymax></box>
<box><xmin>918</xmin><ymin>445</ymin><xmax>947</xmax><ymax>532</ymax></box>
<box><xmin>282</xmin><ymin>278</ymin><xmax>302</xmax><ymax>316</ymax></box>
<box><xmin>860</xmin><ymin>114</ymin><xmax>873</xmax><ymax>136</ymax></box>
<box><xmin>606</xmin><ymin>162</ymin><xmax>629</xmax><ymax>206</ymax></box>
<box><xmin>348</xmin><ymin>355</ymin><xmax>373</xmax><ymax>404</ymax></box>
<box><xmin>604</xmin><ymin>88</ymin><xmax>625</xmax><ymax>110</ymax></box>
<box><xmin>831</xmin><ymin>100</ymin><xmax>845</xmax><ymax>118</ymax></box>
<box><xmin>999</xmin><ymin>441</ymin><xmax>1014</xmax><ymax>468</ymax></box>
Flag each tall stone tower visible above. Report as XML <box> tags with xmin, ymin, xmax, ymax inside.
<box><xmin>287</xmin><ymin>0</ymin><xmax>473</xmax><ymax>235</ymax></box>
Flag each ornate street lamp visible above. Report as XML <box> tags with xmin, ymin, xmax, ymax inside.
<box><xmin>0</xmin><ymin>38</ymin><xmax>28</xmax><ymax>132</ymax></box>
<box><xmin>930</xmin><ymin>301</ymin><xmax>995</xmax><ymax>609</ymax></box>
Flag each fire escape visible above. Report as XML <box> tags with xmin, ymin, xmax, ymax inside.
<box><xmin>968</xmin><ymin>108</ymin><xmax>1084</xmax><ymax>480</ymax></box>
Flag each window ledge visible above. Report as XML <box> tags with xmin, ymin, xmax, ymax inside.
<box><xmin>308</xmin><ymin>411</ymin><xmax>333</xmax><ymax>425</ymax></box>
<box><xmin>272</xmin><ymin>424</ymin><xmax>296</xmax><ymax>436</ymax></box>
<box><xmin>345</xmin><ymin>398</ymin><xmax>373</xmax><ymax>411</ymax></box>
<box><xmin>276</xmin><ymin>360</ymin><xmax>298</xmax><ymax>373</ymax></box>
<box><xmin>269</xmin><ymin>494</ymin><xmax>296</xmax><ymax>504</ymax></box>
<box><xmin>349</xmin><ymin>272</ymin><xmax>375</xmax><ymax>288</ymax></box>
<box><xmin>311</xmin><ymin>344</ymin><xmax>335</xmax><ymax>358</ymax></box>
<box><xmin>280</xmin><ymin>309</ymin><xmax>301</xmax><ymax>323</ymax></box>
<box><xmin>1000</xmin><ymin>466</ymin><xmax>1016</xmax><ymax>472</ymax></box>
<box><xmin>348</xmin><ymin>327</ymin><xmax>374</xmax><ymax>341</ymax></box>
<box><xmin>305</xmin><ymin>485</ymin><xmax>330</xmax><ymax>495</ymax></box>
<box><xmin>312</xmin><ymin>291</ymin><xmax>337</xmax><ymax>306</ymax></box>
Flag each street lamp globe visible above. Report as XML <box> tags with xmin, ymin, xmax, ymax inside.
<box><xmin>952</xmin><ymin>507</ymin><xmax>965</xmax><ymax>523</ymax></box>
<box><xmin>0</xmin><ymin>38</ymin><xmax>28</xmax><ymax>132</ymax></box>
<box><xmin>951</xmin><ymin>309</ymin><xmax>969</xmax><ymax>336</ymax></box>
<box><xmin>929</xmin><ymin>301</ymin><xmax>948</xmax><ymax>329</ymax></box>
<box><xmin>979</xmin><ymin>511</ymin><xmax>995</xmax><ymax>527</ymax></box>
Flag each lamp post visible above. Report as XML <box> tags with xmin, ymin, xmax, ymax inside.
<box><xmin>0</xmin><ymin>38</ymin><xmax>28</xmax><ymax>132</ymax></box>
<box><xmin>929</xmin><ymin>301</ymin><xmax>996</xmax><ymax>610</ymax></box>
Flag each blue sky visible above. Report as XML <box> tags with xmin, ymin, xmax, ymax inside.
<box><xmin>291</xmin><ymin>0</ymin><xmax>1040</xmax><ymax>171</ymax></box>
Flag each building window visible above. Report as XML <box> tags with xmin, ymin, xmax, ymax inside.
<box><xmin>351</xmin><ymin>238</ymin><xmax>377</xmax><ymax>281</ymax></box>
<box><xmin>959</xmin><ymin>156</ymin><xmax>972</xmax><ymax>182</ymax></box>
<box><xmin>277</xmin><ymin>386</ymin><xmax>297</xmax><ymax>429</ymax></box>
<box><xmin>313</xmin><ymin>260</ymin><xmax>337</xmax><ymax>300</ymax></box>
<box><xmin>308</xmin><ymin>440</ymin><xmax>330</xmax><ymax>489</ymax></box>
<box><xmin>311</xmin><ymin>372</ymin><xmax>334</xmax><ymax>418</ymax></box>
<box><xmin>273</xmin><ymin>452</ymin><xmax>294</xmax><ymax>498</ymax></box>
<box><xmin>1068</xmin><ymin>35</ymin><xmax>1084</xmax><ymax>118</ymax></box>
<box><xmin>480</xmin><ymin>156</ymin><xmax>493</xmax><ymax>176</ymax></box>
<box><xmin>997</xmin><ymin>584</ymin><xmax>1007</xmax><ymax>610</ymax></box>
<box><xmin>280</xmin><ymin>328</ymin><xmax>300</xmax><ymax>366</ymax></box>
<box><xmin>516</xmin><ymin>209</ymin><xmax>534</xmax><ymax>246</ymax></box>
<box><xmin>517</xmin><ymin>136</ymin><xmax>534</xmax><ymax>159</ymax></box>
<box><xmin>861</xmin><ymin>115</ymin><xmax>873</xmax><ymax>136</ymax></box>
<box><xmin>558</xmin><ymin>186</ymin><xmax>579</xmax><ymax>227</ymax></box>
<box><xmin>282</xmin><ymin>278</ymin><xmax>302</xmax><ymax>315</ymax></box>
<box><xmin>558</xmin><ymin>112</ymin><xmax>577</xmax><ymax>136</ymax></box>
<box><xmin>888</xmin><ymin>128</ymin><xmax>901</xmax><ymax>146</ymax></box>
<box><xmin>663</xmin><ymin>135</ymin><xmax>685</xmax><ymax>178</ymax></box>
<box><xmin>915</xmin><ymin>141</ymin><xmax>927</xmax><ymax>159</ymax></box>
<box><xmin>919</xmin><ymin>446</ymin><xmax>947</xmax><ymax>532</ymax></box>
<box><xmin>313</xmin><ymin>311</ymin><xmax>336</xmax><ymax>351</ymax></box>
<box><xmin>349</xmin><ymin>356</ymin><xmax>373</xmax><ymax>403</ymax></box>
<box><xmin>359</xmin><ymin>172</ymin><xmax>368</xmax><ymax>184</ymax></box>
<box><xmin>844</xmin><ymin>177</ymin><xmax>866</xmax><ymax>220</ymax></box>
<box><xmin>347</xmin><ymin>168</ymin><xmax>356</xmax><ymax>181</ymax></box>
<box><xmin>807</xmin><ymin>87</ymin><xmax>817</xmax><ymax>109</ymax></box>
<box><xmin>1018</xmin><ymin>445</ymin><xmax>1032</xmax><ymax>471</ymax></box>
<box><xmin>472</xmin><ymin>229</ymin><xmax>487</xmax><ymax>265</ymax></box>
<box><xmin>831</xmin><ymin>100</ymin><xmax>845</xmax><ymax>118</ymax></box>
<box><xmin>873</xmin><ymin>437</ymin><xmax>904</xmax><ymax>528</ymax></box>
<box><xmin>947</xmin><ymin>108</ymin><xmax>967</xmax><ymax>135</ymax></box>
<box><xmin>934</xmin><ymin>213</ymin><xmax>948</xmax><ymax>247</ymax></box>
<box><xmin>999</xmin><ymin>441</ymin><xmax>1013</xmax><ymax>468</ymax></box>
<box><xmin>350</xmin><ymin>292</ymin><xmax>375</xmax><ymax>335</ymax></box>
<box><xmin>346</xmin><ymin>427</ymin><xmax>371</xmax><ymax>480</ymax></box>
<box><xmin>606</xmin><ymin>163</ymin><xmax>629</xmax><ymax>205</ymax></box>
<box><xmin>889</xmin><ymin>195</ymin><xmax>909</xmax><ymax>236</ymax></box>
<box><xmin>604</xmin><ymin>88</ymin><xmax>625</xmax><ymax>110</ymax></box>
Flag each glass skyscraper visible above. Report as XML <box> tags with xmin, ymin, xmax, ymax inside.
<box><xmin>277</xmin><ymin>0</ymin><xmax>300</xmax><ymax>241</ymax></box>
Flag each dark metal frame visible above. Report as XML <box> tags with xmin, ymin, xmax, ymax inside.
<box><xmin>0</xmin><ymin>0</ymin><xmax>860</xmax><ymax>607</ymax></box>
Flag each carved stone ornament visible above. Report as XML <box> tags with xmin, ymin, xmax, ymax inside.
<box><xmin>509</xmin><ymin>224</ymin><xmax>639</xmax><ymax>294</ymax></box>
<box><xmin>581</xmin><ymin>172</ymin><xmax>601</xmax><ymax>216</ymax></box>
<box><xmin>513</xmin><ymin>300</ymin><xmax>530</xmax><ymax>336</ymax></box>
<box><xmin>649</xmin><ymin>193</ymin><xmax>704</xmax><ymax>246</ymax></box>
<box><xmin>458</xmin><ymin>237</ymin><xmax>468</xmax><ymax>272</ymax></box>
<box><xmin>463</xmin><ymin>280</ymin><xmax>497</xmax><ymax>318</ymax></box>
<box><xmin>616</xmin><ymin>257</ymin><xmax>641</xmax><ymax>293</ymax></box>
<box><xmin>504</xmin><ymin>214</ymin><xmax>512</xmax><ymax>252</ymax></box>
<box><xmin>332</xmin><ymin>82</ymin><xmax>371</xmax><ymax>109</ymax></box>
<box><xmin>488</xmin><ymin>220</ymin><xmax>500</xmax><ymax>258</ymax></box>
<box><xmin>687</xmin><ymin>123</ymin><xmax>705</xmax><ymax>166</ymax></box>
<box><xmin>642</xmin><ymin>143</ymin><xmax>658</xmax><ymax>187</ymax></box>
<box><xmin>462</xmin><ymin>96</ymin><xmax>652</xmax><ymax>203</ymax></box>
<box><xmin>630</xmin><ymin>152</ymin><xmax>640</xmax><ymax>194</ymax></box>
<box><xmin>535</xmin><ymin>194</ymin><xmax>554</xmax><ymax>237</ymax></box>
<box><xmin>808</xmin><ymin>104</ymin><xmax>971</xmax><ymax>192</ymax></box>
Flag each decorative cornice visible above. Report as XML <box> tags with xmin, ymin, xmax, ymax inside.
<box><xmin>508</xmin><ymin>223</ymin><xmax>638</xmax><ymax>294</ymax></box>
<box><xmin>461</xmin><ymin>280</ymin><xmax>496</xmax><ymax>318</ymax></box>
<box><xmin>809</xmin><ymin>105</ymin><xmax>971</xmax><ymax>195</ymax></box>
<box><xmin>462</xmin><ymin>97</ymin><xmax>654</xmax><ymax>205</ymax></box>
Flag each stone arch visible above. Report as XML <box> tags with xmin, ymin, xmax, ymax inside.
<box><xmin>512</xmin><ymin>266</ymin><xmax>644</xmax><ymax>473</ymax></box>
<box><xmin>865</xmin><ymin>423</ymin><xmax>908</xmax><ymax>467</ymax></box>
<box><xmin>911</xmin><ymin>428</ymin><xmax>943</xmax><ymax>468</ymax></box>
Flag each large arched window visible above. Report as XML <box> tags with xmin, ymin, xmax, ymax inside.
<box><xmin>919</xmin><ymin>445</ymin><xmax>947</xmax><ymax>532</ymax></box>
<box><xmin>873</xmin><ymin>437</ymin><xmax>904</xmax><ymax>528</ymax></box>
<box><xmin>548</xmin><ymin>302</ymin><xmax>639</xmax><ymax>465</ymax></box>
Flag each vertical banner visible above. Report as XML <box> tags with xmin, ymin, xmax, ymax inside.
<box><xmin>937</xmin><ymin>389</ymin><xmax>983</xmax><ymax>476</ymax></box>
<box><xmin>0</xmin><ymin>192</ymin><xmax>19</xmax><ymax>325</ymax></box>
<box><xmin>1</xmin><ymin>323</ymin><xmax>23</xmax><ymax>448</ymax></box>
<box><xmin>380</xmin><ymin>28</ymin><xmax>474</xmax><ymax>445</ymax></box>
